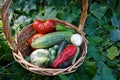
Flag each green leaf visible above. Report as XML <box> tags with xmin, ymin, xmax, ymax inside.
<box><xmin>87</xmin><ymin>46</ymin><xmax>101</xmax><ymax>61</ymax></box>
<box><xmin>117</xmin><ymin>2</ymin><xmax>120</xmax><ymax>16</ymax></box>
<box><xmin>44</xmin><ymin>7</ymin><xmax>58</xmax><ymax>20</ymax></box>
<box><xmin>11</xmin><ymin>1</ymin><xmax>23</xmax><ymax>11</ymax></box>
<box><xmin>23</xmin><ymin>3</ymin><xmax>37</xmax><ymax>14</ymax></box>
<box><xmin>93</xmin><ymin>62</ymin><xmax>116</xmax><ymax>80</ymax></box>
<box><xmin>117</xmin><ymin>64</ymin><xmax>120</xmax><ymax>68</ymax></box>
<box><xmin>107</xmin><ymin>46</ymin><xmax>119</xmax><ymax>60</ymax></box>
<box><xmin>111</xmin><ymin>16</ymin><xmax>120</xmax><ymax>28</ymax></box>
<box><xmin>85</xmin><ymin>17</ymin><xmax>97</xmax><ymax>35</ymax></box>
<box><xmin>61</xmin><ymin>12</ymin><xmax>72</xmax><ymax>23</ymax></box>
<box><xmin>13</xmin><ymin>15</ymin><xmax>32</xmax><ymax>30</ymax></box>
<box><xmin>1</xmin><ymin>0</ymin><xmax>120</xmax><ymax>79</ymax></box>
<box><xmin>58</xmin><ymin>74</ymin><xmax>68</xmax><ymax>80</ymax></box>
<box><xmin>0</xmin><ymin>20</ymin><xmax>2</xmax><ymax>28</ymax></box>
<box><xmin>117</xmin><ymin>42</ymin><xmax>120</xmax><ymax>47</ymax></box>
<box><xmin>110</xmin><ymin>30</ymin><xmax>120</xmax><ymax>42</ymax></box>
<box><xmin>70</xmin><ymin>7</ymin><xmax>81</xmax><ymax>21</ymax></box>
<box><xmin>0</xmin><ymin>21</ymin><xmax>2</xmax><ymax>33</ymax></box>
<box><xmin>7</xmin><ymin>63</ymin><xmax>30</xmax><ymax>80</ymax></box>
<box><xmin>107</xmin><ymin>59</ymin><xmax>120</xmax><ymax>67</ymax></box>
<box><xmin>84</xmin><ymin>61</ymin><xmax>97</xmax><ymax>78</ymax></box>
<box><xmin>88</xmin><ymin>36</ymin><xmax>103</xmax><ymax>46</ymax></box>
<box><xmin>15</xmin><ymin>15</ymin><xmax>27</xmax><ymax>23</ymax></box>
<box><xmin>90</xmin><ymin>3</ymin><xmax>108</xmax><ymax>19</ymax></box>
<box><xmin>107</xmin><ymin>0</ymin><xmax>117</xmax><ymax>11</ymax></box>
<box><xmin>86</xmin><ymin>16</ymin><xmax>97</xmax><ymax>25</ymax></box>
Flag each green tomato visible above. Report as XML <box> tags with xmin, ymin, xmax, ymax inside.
<box><xmin>51</xmin><ymin>49</ymin><xmax>56</xmax><ymax>55</ymax></box>
<box><xmin>53</xmin><ymin>45</ymin><xmax>59</xmax><ymax>50</ymax></box>
<box><xmin>49</xmin><ymin>48</ymin><xmax>53</xmax><ymax>51</ymax></box>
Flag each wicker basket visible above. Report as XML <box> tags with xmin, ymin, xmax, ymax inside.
<box><xmin>1</xmin><ymin>0</ymin><xmax>88</xmax><ymax>76</ymax></box>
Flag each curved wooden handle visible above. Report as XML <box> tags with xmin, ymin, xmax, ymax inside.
<box><xmin>2</xmin><ymin>0</ymin><xmax>17</xmax><ymax>51</ymax></box>
<box><xmin>78</xmin><ymin>0</ymin><xmax>88</xmax><ymax>32</ymax></box>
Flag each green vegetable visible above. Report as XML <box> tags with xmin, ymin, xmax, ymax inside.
<box><xmin>32</xmin><ymin>57</ymin><xmax>49</xmax><ymax>67</ymax></box>
<box><xmin>48</xmin><ymin>48</ymin><xmax>53</xmax><ymax>51</ymax></box>
<box><xmin>55</xmin><ymin>24</ymin><xmax>76</xmax><ymax>33</ymax></box>
<box><xmin>50</xmin><ymin>55</ymin><xmax>55</xmax><ymax>64</ymax></box>
<box><xmin>30</xmin><ymin>49</ymin><xmax>50</xmax><ymax>67</ymax></box>
<box><xmin>53</xmin><ymin>45</ymin><xmax>59</xmax><ymax>50</ymax></box>
<box><xmin>51</xmin><ymin>49</ymin><xmax>56</xmax><ymax>55</ymax></box>
<box><xmin>57</xmin><ymin>40</ymin><xmax>68</xmax><ymax>56</ymax></box>
<box><xmin>72</xmin><ymin>47</ymin><xmax>80</xmax><ymax>64</ymax></box>
<box><xmin>52</xmin><ymin>44</ymin><xmax>77</xmax><ymax>68</ymax></box>
<box><xmin>32</xmin><ymin>32</ymin><xmax>73</xmax><ymax>48</ymax></box>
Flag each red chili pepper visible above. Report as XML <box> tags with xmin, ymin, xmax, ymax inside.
<box><xmin>33</xmin><ymin>20</ymin><xmax>45</xmax><ymax>34</ymax></box>
<box><xmin>52</xmin><ymin>44</ymin><xmax>77</xmax><ymax>68</ymax></box>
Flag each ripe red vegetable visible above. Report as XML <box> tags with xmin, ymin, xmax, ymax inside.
<box><xmin>33</xmin><ymin>20</ymin><xmax>45</xmax><ymax>34</ymax></box>
<box><xmin>33</xmin><ymin>19</ymin><xmax>56</xmax><ymax>34</ymax></box>
<box><xmin>44</xmin><ymin>19</ymin><xmax>56</xmax><ymax>33</ymax></box>
<box><xmin>29</xmin><ymin>33</ymin><xmax>43</xmax><ymax>45</ymax></box>
<box><xmin>52</xmin><ymin>44</ymin><xmax>77</xmax><ymax>68</ymax></box>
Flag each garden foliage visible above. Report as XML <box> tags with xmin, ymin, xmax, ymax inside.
<box><xmin>0</xmin><ymin>0</ymin><xmax>120</xmax><ymax>80</ymax></box>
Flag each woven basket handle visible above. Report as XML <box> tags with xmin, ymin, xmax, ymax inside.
<box><xmin>78</xmin><ymin>0</ymin><xmax>88</xmax><ymax>32</ymax></box>
<box><xmin>2</xmin><ymin>0</ymin><xmax>18</xmax><ymax>52</ymax></box>
<box><xmin>1</xmin><ymin>0</ymin><xmax>88</xmax><ymax>51</ymax></box>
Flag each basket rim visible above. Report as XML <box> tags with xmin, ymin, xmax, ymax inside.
<box><xmin>14</xmin><ymin>20</ymin><xmax>88</xmax><ymax>76</ymax></box>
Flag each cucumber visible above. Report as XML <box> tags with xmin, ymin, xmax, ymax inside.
<box><xmin>31</xmin><ymin>32</ymin><xmax>73</xmax><ymax>48</ymax></box>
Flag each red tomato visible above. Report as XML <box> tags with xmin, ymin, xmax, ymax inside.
<box><xmin>44</xmin><ymin>19</ymin><xmax>56</xmax><ymax>33</ymax></box>
<box><xmin>29</xmin><ymin>33</ymin><xmax>43</xmax><ymax>45</ymax></box>
<box><xmin>33</xmin><ymin>20</ymin><xmax>45</xmax><ymax>34</ymax></box>
<box><xmin>33</xmin><ymin>19</ymin><xmax>56</xmax><ymax>34</ymax></box>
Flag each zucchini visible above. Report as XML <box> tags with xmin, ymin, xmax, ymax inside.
<box><xmin>31</xmin><ymin>32</ymin><xmax>73</xmax><ymax>48</ymax></box>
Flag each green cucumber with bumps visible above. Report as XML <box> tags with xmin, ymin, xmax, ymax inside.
<box><xmin>31</xmin><ymin>32</ymin><xmax>73</xmax><ymax>48</ymax></box>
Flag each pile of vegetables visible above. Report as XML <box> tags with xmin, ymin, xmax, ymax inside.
<box><xmin>27</xmin><ymin>19</ymin><xmax>83</xmax><ymax>68</ymax></box>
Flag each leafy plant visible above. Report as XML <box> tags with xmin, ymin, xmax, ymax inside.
<box><xmin>0</xmin><ymin>0</ymin><xmax>120</xmax><ymax>80</ymax></box>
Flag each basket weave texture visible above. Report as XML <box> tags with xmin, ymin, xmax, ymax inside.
<box><xmin>2</xmin><ymin>0</ymin><xmax>88</xmax><ymax>76</ymax></box>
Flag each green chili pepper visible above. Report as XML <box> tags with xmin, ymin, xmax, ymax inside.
<box><xmin>55</xmin><ymin>24</ymin><xmax>76</xmax><ymax>33</ymax></box>
<box><xmin>57</xmin><ymin>40</ymin><xmax>67</xmax><ymax>56</ymax></box>
<box><xmin>72</xmin><ymin>47</ymin><xmax>80</xmax><ymax>64</ymax></box>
